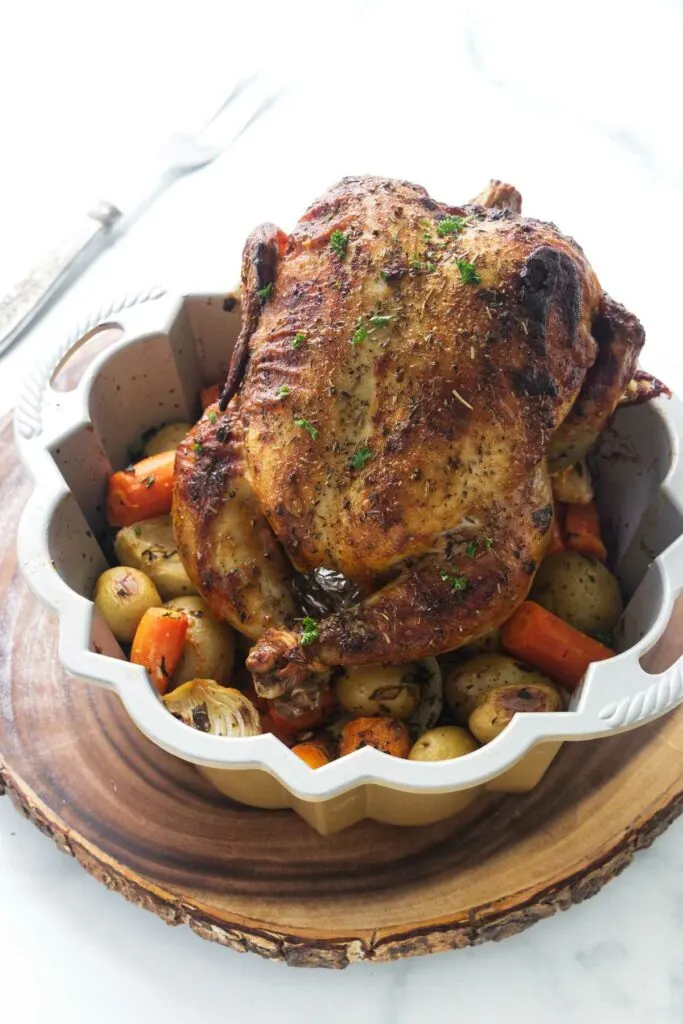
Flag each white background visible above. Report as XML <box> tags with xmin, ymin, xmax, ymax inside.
<box><xmin>2</xmin><ymin>1</ymin><xmax>683</xmax><ymax>1020</ymax></box>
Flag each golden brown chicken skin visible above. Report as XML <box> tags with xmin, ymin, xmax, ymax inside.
<box><xmin>173</xmin><ymin>176</ymin><xmax>644</xmax><ymax>699</ymax></box>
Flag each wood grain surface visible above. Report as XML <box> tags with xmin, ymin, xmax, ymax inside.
<box><xmin>2</xmin><ymin>415</ymin><xmax>683</xmax><ymax>968</ymax></box>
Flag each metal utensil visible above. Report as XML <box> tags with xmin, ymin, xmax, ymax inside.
<box><xmin>0</xmin><ymin>74</ymin><xmax>283</xmax><ymax>357</ymax></box>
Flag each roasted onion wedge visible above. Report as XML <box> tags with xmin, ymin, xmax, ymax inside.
<box><xmin>163</xmin><ymin>679</ymin><xmax>262</xmax><ymax>737</ymax></box>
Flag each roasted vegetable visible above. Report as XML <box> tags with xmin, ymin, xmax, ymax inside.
<box><xmin>469</xmin><ymin>681</ymin><xmax>563</xmax><ymax>744</ymax></box>
<box><xmin>445</xmin><ymin>653</ymin><xmax>554</xmax><ymax>723</ymax></box>
<box><xmin>291</xmin><ymin>739</ymin><xmax>333</xmax><ymax>768</ymax></box>
<box><xmin>107</xmin><ymin>450</ymin><xmax>175</xmax><ymax>527</ymax></box>
<box><xmin>530</xmin><ymin>550</ymin><xmax>623</xmax><ymax>635</ymax></box>
<box><xmin>144</xmin><ymin>422</ymin><xmax>191</xmax><ymax>457</ymax></box>
<box><xmin>500</xmin><ymin>600</ymin><xmax>615</xmax><ymax>690</ymax></box>
<box><xmin>564</xmin><ymin>502</ymin><xmax>607</xmax><ymax>562</ymax></box>
<box><xmin>338</xmin><ymin>717</ymin><xmax>411</xmax><ymax>758</ymax></box>
<box><xmin>94</xmin><ymin>566</ymin><xmax>162</xmax><ymax>643</ymax></box>
<box><xmin>263</xmin><ymin>680</ymin><xmax>336</xmax><ymax>742</ymax></box>
<box><xmin>165</xmin><ymin>596</ymin><xmax>235</xmax><ymax>687</ymax></box>
<box><xmin>130</xmin><ymin>607</ymin><xmax>188</xmax><ymax>694</ymax></box>
<box><xmin>115</xmin><ymin>515</ymin><xmax>195</xmax><ymax>600</ymax></box>
<box><xmin>163</xmin><ymin>679</ymin><xmax>262</xmax><ymax>736</ymax></box>
<box><xmin>335</xmin><ymin>663</ymin><xmax>421</xmax><ymax>720</ymax></box>
<box><xmin>408</xmin><ymin>726</ymin><xmax>479</xmax><ymax>762</ymax></box>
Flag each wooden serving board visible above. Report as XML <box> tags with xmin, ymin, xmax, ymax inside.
<box><xmin>2</xmin><ymin>414</ymin><xmax>683</xmax><ymax>969</ymax></box>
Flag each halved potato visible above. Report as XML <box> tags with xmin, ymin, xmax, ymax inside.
<box><xmin>165</xmin><ymin>596</ymin><xmax>235</xmax><ymax>687</ymax></box>
<box><xmin>530</xmin><ymin>550</ymin><xmax>623</xmax><ymax>636</ymax></box>
<box><xmin>335</xmin><ymin>658</ymin><xmax>443</xmax><ymax>734</ymax></box>
<box><xmin>335</xmin><ymin>664</ymin><xmax>421</xmax><ymax>720</ymax></box>
<box><xmin>115</xmin><ymin>515</ymin><xmax>195</xmax><ymax>600</ymax></box>
<box><xmin>469</xmin><ymin>681</ymin><xmax>563</xmax><ymax>744</ymax></box>
<box><xmin>445</xmin><ymin>654</ymin><xmax>556</xmax><ymax>722</ymax></box>
<box><xmin>144</xmin><ymin>422</ymin><xmax>192</xmax><ymax>457</ymax></box>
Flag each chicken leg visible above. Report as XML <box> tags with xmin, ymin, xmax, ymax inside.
<box><xmin>247</xmin><ymin>464</ymin><xmax>552</xmax><ymax>696</ymax></box>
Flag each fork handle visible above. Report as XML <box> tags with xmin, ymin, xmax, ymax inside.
<box><xmin>0</xmin><ymin>200</ymin><xmax>122</xmax><ymax>356</ymax></box>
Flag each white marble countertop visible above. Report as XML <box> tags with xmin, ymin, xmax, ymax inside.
<box><xmin>2</xmin><ymin>1</ymin><xmax>683</xmax><ymax>1020</ymax></box>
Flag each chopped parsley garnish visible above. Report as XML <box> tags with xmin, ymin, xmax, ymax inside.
<box><xmin>351</xmin><ymin>322</ymin><xmax>368</xmax><ymax>346</ymax></box>
<box><xmin>437</xmin><ymin>216</ymin><xmax>466</xmax><ymax>237</ymax></box>
<box><xmin>440</xmin><ymin>569</ymin><xmax>469</xmax><ymax>594</ymax></box>
<box><xmin>294</xmin><ymin>417</ymin><xmax>319</xmax><ymax>440</ymax></box>
<box><xmin>351</xmin><ymin>446</ymin><xmax>372</xmax><ymax>470</ymax></box>
<box><xmin>257</xmin><ymin>282</ymin><xmax>273</xmax><ymax>303</ymax></box>
<box><xmin>380</xmin><ymin>269</ymin><xmax>390</xmax><ymax>282</ymax></box>
<box><xmin>134</xmin><ymin>526</ymin><xmax>142</xmax><ymax>537</ymax></box>
<box><xmin>277</xmin><ymin>384</ymin><xmax>291</xmax><ymax>398</ymax></box>
<box><xmin>594</xmin><ymin>629</ymin><xmax>614</xmax><ymax>647</ymax></box>
<box><xmin>329</xmin><ymin>230</ymin><xmax>348</xmax><ymax>260</ymax></box>
<box><xmin>143</xmin><ymin>475</ymin><xmax>156</xmax><ymax>489</ymax></box>
<box><xmin>300</xmin><ymin>617</ymin><xmax>319</xmax><ymax>645</ymax></box>
<box><xmin>411</xmin><ymin>256</ymin><xmax>437</xmax><ymax>275</ymax></box>
<box><xmin>292</xmin><ymin>332</ymin><xmax>305</xmax><ymax>348</ymax></box>
<box><xmin>193</xmin><ymin>441</ymin><xmax>203</xmax><ymax>454</ymax></box>
<box><xmin>368</xmin><ymin>314</ymin><xmax>396</xmax><ymax>329</ymax></box>
<box><xmin>466</xmin><ymin>537</ymin><xmax>493</xmax><ymax>558</ymax></box>
<box><xmin>207</xmin><ymin>410</ymin><xmax>218</xmax><ymax>424</ymax></box>
<box><xmin>456</xmin><ymin>259</ymin><xmax>480</xmax><ymax>285</ymax></box>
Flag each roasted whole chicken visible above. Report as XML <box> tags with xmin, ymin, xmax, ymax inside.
<box><xmin>173</xmin><ymin>176</ymin><xmax>645</xmax><ymax>705</ymax></box>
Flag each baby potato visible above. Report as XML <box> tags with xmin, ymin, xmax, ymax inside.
<box><xmin>469</xmin><ymin>681</ymin><xmax>563</xmax><ymax>744</ymax></box>
<box><xmin>445</xmin><ymin>653</ymin><xmax>555</xmax><ymax>722</ymax></box>
<box><xmin>338</xmin><ymin>717</ymin><xmax>411</xmax><ymax>758</ymax></box>
<box><xmin>530</xmin><ymin>550</ymin><xmax>623</xmax><ymax>635</ymax></box>
<box><xmin>115</xmin><ymin>515</ymin><xmax>196</xmax><ymax>600</ymax></box>
<box><xmin>94</xmin><ymin>566</ymin><xmax>162</xmax><ymax>643</ymax></box>
<box><xmin>335</xmin><ymin>664</ymin><xmax>421</xmax><ymax>720</ymax></box>
<box><xmin>165</xmin><ymin>596</ymin><xmax>235</xmax><ymax>687</ymax></box>
<box><xmin>143</xmin><ymin>422</ymin><xmax>192</xmax><ymax>457</ymax></box>
<box><xmin>408</xmin><ymin>726</ymin><xmax>479</xmax><ymax>762</ymax></box>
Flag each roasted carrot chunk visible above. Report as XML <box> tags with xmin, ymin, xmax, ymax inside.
<box><xmin>564</xmin><ymin>502</ymin><xmax>607</xmax><ymax>563</ymax></box>
<box><xmin>106</xmin><ymin>450</ymin><xmax>175</xmax><ymax>527</ymax></box>
<box><xmin>291</xmin><ymin>740</ymin><xmax>333</xmax><ymax>769</ymax></box>
<box><xmin>130</xmin><ymin>607</ymin><xmax>188</xmax><ymax>695</ymax></box>
<box><xmin>500</xmin><ymin>600</ymin><xmax>614</xmax><ymax>691</ymax></box>
<box><xmin>338</xmin><ymin>717</ymin><xmax>411</xmax><ymax>758</ymax></box>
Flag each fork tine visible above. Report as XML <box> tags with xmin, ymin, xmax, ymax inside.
<box><xmin>196</xmin><ymin>72</ymin><xmax>263</xmax><ymax>137</ymax></box>
<box><xmin>231</xmin><ymin>89</ymin><xmax>287</xmax><ymax>142</ymax></box>
<box><xmin>195</xmin><ymin>73</ymin><xmax>288</xmax><ymax>151</ymax></box>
